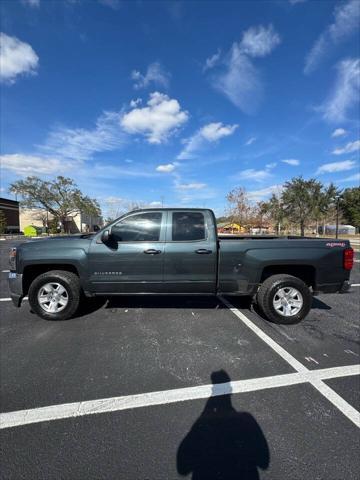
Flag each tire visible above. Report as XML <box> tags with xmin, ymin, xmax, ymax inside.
<box><xmin>28</xmin><ymin>270</ymin><xmax>81</xmax><ymax>321</ymax></box>
<box><xmin>256</xmin><ymin>274</ymin><xmax>312</xmax><ymax>324</ymax></box>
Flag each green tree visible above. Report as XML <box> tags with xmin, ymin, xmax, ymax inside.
<box><xmin>0</xmin><ymin>210</ymin><xmax>7</xmax><ymax>234</ymax></box>
<box><xmin>10</xmin><ymin>176</ymin><xmax>101</xmax><ymax>233</ymax></box>
<box><xmin>312</xmin><ymin>183</ymin><xmax>339</xmax><ymax>234</ymax></box>
<box><xmin>341</xmin><ymin>187</ymin><xmax>360</xmax><ymax>229</ymax></box>
<box><xmin>281</xmin><ymin>177</ymin><xmax>324</xmax><ymax>236</ymax></box>
<box><xmin>261</xmin><ymin>193</ymin><xmax>286</xmax><ymax>235</ymax></box>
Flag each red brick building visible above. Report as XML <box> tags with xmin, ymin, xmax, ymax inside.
<box><xmin>0</xmin><ymin>198</ymin><xmax>20</xmax><ymax>233</ymax></box>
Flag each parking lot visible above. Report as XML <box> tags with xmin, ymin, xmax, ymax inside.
<box><xmin>0</xmin><ymin>239</ymin><xmax>359</xmax><ymax>479</ymax></box>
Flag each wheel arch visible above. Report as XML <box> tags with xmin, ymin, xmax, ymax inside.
<box><xmin>260</xmin><ymin>264</ymin><xmax>316</xmax><ymax>289</ymax></box>
<box><xmin>23</xmin><ymin>264</ymin><xmax>80</xmax><ymax>295</ymax></box>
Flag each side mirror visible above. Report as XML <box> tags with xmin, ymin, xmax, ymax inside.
<box><xmin>101</xmin><ymin>229</ymin><xmax>111</xmax><ymax>243</ymax></box>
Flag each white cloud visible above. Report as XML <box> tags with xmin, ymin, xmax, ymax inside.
<box><xmin>282</xmin><ymin>158</ymin><xmax>300</xmax><ymax>166</ymax></box>
<box><xmin>156</xmin><ymin>163</ymin><xmax>176</xmax><ymax>173</ymax></box>
<box><xmin>321</xmin><ymin>58</ymin><xmax>360</xmax><ymax>123</ymax></box>
<box><xmin>121</xmin><ymin>92</ymin><xmax>188</xmax><ymax>144</ymax></box>
<box><xmin>247</xmin><ymin>184</ymin><xmax>283</xmax><ymax>201</ymax></box>
<box><xmin>0</xmin><ymin>154</ymin><xmax>78</xmax><ymax>175</ymax></box>
<box><xmin>131</xmin><ymin>62</ymin><xmax>170</xmax><ymax>90</ymax></box>
<box><xmin>177</xmin><ymin>122</ymin><xmax>238</xmax><ymax>160</ymax></box>
<box><xmin>245</xmin><ymin>137</ymin><xmax>256</xmax><ymax>146</ymax></box>
<box><xmin>332</xmin><ymin>128</ymin><xmax>347</xmax><ymax>137</ymax></box>
<box><xmin>239</xmin><ymin>24</ymin><xmax>281</xmax><ymax>58</ymax></box>
<box><xmin>21</xmin><ymin>0</ymin><xmax>40</xmax><ymax>7</ymax></box>
<box><xmin>337</xmin><ymin>172</ymin><xmax>360</xmax><ymax>183</ymax></box>
<box><xmin>201</xmin><ymin>122</ymin><xmax>238</xmax><ymax>142</ymax></box>
<box><xmin>289</xmin><ymin>0</ymin><xmax>307</xmax><ymax>5</ymax></box>
<box><xmin>207</xmin><ymin>25</ymin><xmax>280</xmax><ymax>114</ymax></box>
<box><xmin>304</xmin><ymin>0</ymin><xmax>360</xmax><ymax>74</ymax></box>
<box><xmin>130</xmin><ymin>98</ymin><xmax>142</xmax><ymax>108</ymax></box>
<box><xmin>176</xmin><ymin>182</ymin><xmax>206</xmax><ymax>190</ymax></box>
<box><xmin>0</xmin><ymin>33</ymin><xmax>39</xmax><ymax>83</ymax></box>
<box><xmin>316</xmin><ymin>159</ymin><xmax>357</xmax><ymax>174</ymax></box>
<box><xmin>266</xmin><ymin>162</ymin><xmax>277</xmax><ymax>169</ymax></box>
<box><xmin>40</xmin><ymin>111</ymin><xmax>126</xmax><ymax>160</ymax></box>
<box><xmin>233</xmin><ymin>168</ymin><xmax>272</xmax><ymax>182</ymax></box>
<box><xmin>203</xmin><ymin>49</ymin><xmax>221</xmax><ymax>72</ymax></box>
<box><xmin>233</xmin><ymin>161</ymin><xmax>277</xmax><ymax>182</ymax></box>
<box><xmin>332</xmin><ymin>140</ymin><xmax>360</xmax><ymax>155</ymax></box>
<box><xmin>213</xmin><ymin>43</ymin><xmax>262</xmax><ymax>114</ymax></box>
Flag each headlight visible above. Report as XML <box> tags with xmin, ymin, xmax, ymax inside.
<box><xmin>9</xmin><ymin>247</ymin><xmax>16</xmax><ymax>271</ymax></box>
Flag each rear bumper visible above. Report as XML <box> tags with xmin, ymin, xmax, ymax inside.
<box><xmin>339</xmin><ymin>280</ymin><xmax>351</xmax><ymax>293</ymax></box>
<box><xmin>8</xmin><ymin>273</ymin><xmax>24</xmax><ymax>307</ymax></box>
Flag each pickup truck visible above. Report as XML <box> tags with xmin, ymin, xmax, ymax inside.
<box><xmin>8</xmin><ymin>208</ymin><xmax>353</xmax><ymax>324</ymax></box>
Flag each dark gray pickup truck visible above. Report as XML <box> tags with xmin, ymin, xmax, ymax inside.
<box><xmin>8</xmin><ymin>208</ymin><xmax>353</xmax><ymax>324</ymax></box>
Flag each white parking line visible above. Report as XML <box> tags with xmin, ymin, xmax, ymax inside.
<box><xmin>0</xmin><ymin>297</ymin><xmax>28</xmax><ymax>302</ymax></box>
<box><xmin>218</xmin><ymin>296</ymin><xmax>360</xmax><ymax>428</ymax></box>
<box><xmin>2</xmin><ymin>270</ymin><xmax>10</xmax><ymax>273</ymax></box>
<box><xmin>1</xmin><ymin>364</ymin><xmax>358</xmax><ymax>430</ymax></box>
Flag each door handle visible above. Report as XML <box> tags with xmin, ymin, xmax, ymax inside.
<box><xmin>144</xmin><ymin>249</ymin><xmax>162</xmax><ymax>255</ymax></box>
<box><xmin>195</xmin><ymin>249</ymin><xmax>212</xmax><ymax>254</ymax></box>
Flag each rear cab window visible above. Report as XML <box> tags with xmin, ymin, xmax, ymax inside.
<box><xmin>172</xmin><ymin>212</ymin><xmax>206</xmax><ymax>241</ymax></box>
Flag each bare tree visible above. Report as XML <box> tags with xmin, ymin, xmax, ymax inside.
<box><xmin>226</xmin><ymin>187</ymin><xmax>256</xmax><ymax>232</ymax></box>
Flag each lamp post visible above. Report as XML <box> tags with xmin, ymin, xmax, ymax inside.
<box><xmin>335</xmin><ymin>195</ymin><xmax>340</xmax><ymax>239</ymax></box>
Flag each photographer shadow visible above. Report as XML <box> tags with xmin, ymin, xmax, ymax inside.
<box><xmin>177</xmin><ymin>370</ymin><xmax>270</xmax><ymax>480</ymax></box>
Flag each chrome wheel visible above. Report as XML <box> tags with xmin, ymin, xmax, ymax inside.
<box><xmin>273</xmin><ymin>287</ymin><xmax>303</xmax><ymax>317</ymax></box>
<box><xmin>37</xmin><ymin>282</ymin><xmax>69</xmax><ymax>313</ymax></box>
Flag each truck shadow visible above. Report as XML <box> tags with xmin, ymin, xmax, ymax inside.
<box><xmin>73</xmin><ymin>295</ymin><xmax>252</xmax><ymax>318</ymax></box>
<box><xmin>177</xmin><ymin>369</ymin><xmax>270</xmax><ymax>480</ymax></box>
<box><xmin>311</xmin><ymin>297</ymin><xmax>332</xmax><ymax>310</ymax></box>
<box><xmin>75</xmin><ymin>295</ymin><xmax>330</xmax><ymax>319</ymax></box>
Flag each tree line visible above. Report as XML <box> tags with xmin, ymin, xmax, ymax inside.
<box><xmin>2</xmin><ymin>175</ymin><xmax>359</xmax><ymax>236</ymax></box>
<box><xmin>224</xmin><ymin>177</ymin><xmax>359</xmax><ymax>236</ymax></box>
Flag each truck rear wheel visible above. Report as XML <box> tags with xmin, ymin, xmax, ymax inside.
<box><xmin>28</xmin><ymin>270</ymin><xmax>81</xmax><ymax>321</ymax></box>
<box><xmin>256</xmin><ymin>274</ymin><xmax>312</xmax><ymax>324</ymax></box>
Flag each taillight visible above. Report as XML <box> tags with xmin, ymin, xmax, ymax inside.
<box><xmin>343</xmin><ymin>248</ymin><xmax>354</xmax><ymax>270</ymax></box>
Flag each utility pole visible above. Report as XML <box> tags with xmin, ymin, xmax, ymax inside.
<box><xmin>335</xmin><ymin>195</ymin><xmax>340</xmax><ymax>239</ymax></box>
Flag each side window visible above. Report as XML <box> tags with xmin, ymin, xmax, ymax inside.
<box><xmin>172</xmin><ymin>212</ymin><xmax>206</xmax><ymax>241</ymax></box>
<box><xmin>111</xmin><ymin>212</ymin><xmax>162</xmax><ymax>242</ymax></box>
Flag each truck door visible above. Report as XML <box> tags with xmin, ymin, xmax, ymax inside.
<box><xmin>88</xmin><ymin>211</ymin><xmax>166</xmax><ymax>293</ymax></box>
<box><xmin>163</xmin><ymin>210</ymin><xmax>217</xmax><ymax>293</ymax></box>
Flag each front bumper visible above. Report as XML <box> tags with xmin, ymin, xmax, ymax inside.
<box><xmin>8</xmin><ymin>272</ymin><xmax>24</xmax><ymax>307</ymax></box>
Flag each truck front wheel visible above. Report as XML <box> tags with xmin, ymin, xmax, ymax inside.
<box><xmin>28</xmin><ymin>270</ymin><xmax>81</xmax><ymax>321</ymax></box>
<box><xmin>256</xmin><ymin>274</ymin><xmax>312</xmax><ymax>324</ymax></box>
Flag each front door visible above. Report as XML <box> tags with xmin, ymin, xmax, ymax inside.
<box><xmin>163</xmin><ymin>210</ymin><xmax>217</xmax><ymax>293</ymax></box>
<box><xmin>88</xmin><ymin>211</ymin><xmax>165</xmax><ymax>293</ymax></box>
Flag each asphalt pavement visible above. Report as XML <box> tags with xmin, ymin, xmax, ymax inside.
<box><xmin>0</xmin><ymin>239</ymin><xmax>359</xmax><ymax>479</ymax></box>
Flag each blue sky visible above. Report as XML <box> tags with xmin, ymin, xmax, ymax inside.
<box><xmin>0</xmin><ymin>0</ymin><xmax>359</xmax><ymax>217</ymax></box>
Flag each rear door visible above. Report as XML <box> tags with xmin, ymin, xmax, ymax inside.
<box><xmin>163</xmin><ymin>210</ymin><xmax>217</xmax><ymax>293</ymax></box>
<box><xmin>88</xmin><ymin>211</ymin><xmax>166</xmax><ymax>293</ymax></box>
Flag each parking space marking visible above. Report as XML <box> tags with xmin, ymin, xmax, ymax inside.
<box><xmin>0</xmin><ymin>297</ymin><xmax>27</xmax><ymax>302</ymax></box>
<box><xmin>219</xmin><ymin>296</ymin><xmax>360</xmax><ymax>428</ymax></box>
<box><xmin>1</xmin><ymin>364</ymin><xmax>359</xmax><ymax>430</ymax></box>
<box><xmin>219</xmin><ymin>296</ymin><xmax>307</xmax><ymax>372</ymax></box>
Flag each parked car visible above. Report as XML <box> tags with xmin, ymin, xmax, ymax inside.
<box><xmin>8</xmin><ymin>208</ymin><xmax>353</xmax><ymax>323</ymax></box>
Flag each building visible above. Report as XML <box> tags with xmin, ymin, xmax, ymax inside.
<box><xmin>217</xmin><ymin>222</ymin><xmax>242</xmax><ymax>234</ymax></box>
<box><xmin>20</xmin><ymin>207</ymin><xmax>103</xmax><ymax>234</ymax></box>
<box><xmin>0</xmin><ymin>198</ymin><xmax>20</xmax><ymax>233</ymax></box>
<box><xmin>319</xmin><ymin>224</ymin><xmax>356</xmax><ymax>235</ymax></box>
